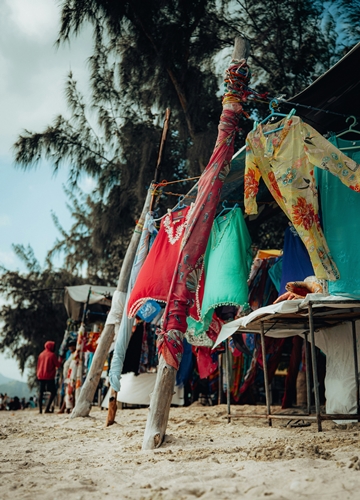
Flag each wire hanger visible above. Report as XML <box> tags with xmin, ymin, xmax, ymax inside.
<box><xmin>335</xmin><ymin>116</ymin><xmax>360</xmax><ymax>151</ymax></box>
<box><xmin>216</xmin><ymin>200</ymin><xmax>239</xmax><ymax>223</ymax></box>
<box><xmin>253</xmin><ymin>99</ymin><xmax>296</xmax><ymax>135</ymax></box>
<box><xmin>172</xmin><ymin>195</ymin><xmax>187</xmax><ymax>211</ymax></box>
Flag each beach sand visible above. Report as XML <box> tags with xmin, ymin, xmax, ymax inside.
<box><xmin>1</xmin><ymin>404</ymin><xmax>360</xmax><ymax>499</ymax></box>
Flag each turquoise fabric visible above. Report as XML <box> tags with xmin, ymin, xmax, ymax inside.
<box><xmin>316</xmin><ymin>135</ymin><xmax>360</xmax><ymax>297</ymax></box>
<box><xmin>187</xmin><ymin>207</ymin><xmax>252</xmax><ymax>336</ymax></box>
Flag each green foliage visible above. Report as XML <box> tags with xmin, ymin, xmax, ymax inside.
<box><xmin>0</xmin><ymin>247</ymin><xmax>83</xmax><ymax>385</ymax></box>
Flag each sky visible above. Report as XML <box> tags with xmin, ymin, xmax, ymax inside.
<box><xmin>0</xmin><ymin>0</ymin><xmax>96</xmax><ymax>381</ymax></box>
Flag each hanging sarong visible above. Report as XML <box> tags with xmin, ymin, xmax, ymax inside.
<box><xmin>157</xmin><ymin>102</ymin><xmax>245</xmax><ymax>369</ymax></box>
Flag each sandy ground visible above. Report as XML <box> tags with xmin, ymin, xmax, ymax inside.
<box><xmin>1</xmin><ymin>404</ymin><xmax>360</xmax><ymax>500</ymax></box>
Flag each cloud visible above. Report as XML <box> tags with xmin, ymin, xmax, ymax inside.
<box><xmin>0</xmin><ymin>250</ymin><xmax>16</xmax><ymax>267</ymax></box>
<box><xmin>5</xmin><ymin>0</ymin><xmax>59</xmax><ymax>41</ymax></box>
<box><xmin>0</xmin><ymin>215</ymin><xmax>10</xmax><ymax>227</ymax></box>
<box><xmin>78</xmin><ymin>175</ymin><xmax>98</xmax><ymax>194</ymax></box>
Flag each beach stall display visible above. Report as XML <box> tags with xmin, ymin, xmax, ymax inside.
<box><xmin>58</xmin><ymin>284</ymin><xmax>116</xmax><ymax>412</ymax></box>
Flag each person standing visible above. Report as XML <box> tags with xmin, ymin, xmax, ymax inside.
<box><xmin>37</xmin><ymin>341</ymin><xmax>61</xmax><ymax>414</ymax></box>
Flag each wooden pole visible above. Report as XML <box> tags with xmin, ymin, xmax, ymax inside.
<box><xmin>150</xmin><ymin>107</ymin><xmax>171</xmax><ymax>211</ymax></box>
<box><xmin>142</xmin><ymin>36</ymin><xmax>251</xmax><ymax>449</ymax></box>
<box><xmin>105</xmin><ymin>109</ymin><xmax>172</xmax><ymax>426</ymax></box>
<box><xmin>142</xmin><ymin>356</ymin><xmax>177</xmax><ymax>449</ymax></box>
<box><xmin>70</xmin><ymin>188</ymin><xmax>153</xmax><ymax>418</ymax></box>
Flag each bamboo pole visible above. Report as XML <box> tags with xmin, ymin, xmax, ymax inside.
<box><xmin>142</xmin><ymin>36</ymin><xmax>251</xmax><ymax>449</ymax></box>
<box><xmin>105</xmin><ymin>109</ymin><xmax>172</xmax><ymax>426</ymax></box>
<box><xmin>70</xmin><ymin>188</ymin><xmax>153</xmax><ymax>418</ymax></box>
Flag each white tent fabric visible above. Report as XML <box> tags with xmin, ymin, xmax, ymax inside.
<box><xmin>64</xmin><ymin>284</ymin><xmax>116</xmax><ymax>320</ymax></box>
<box><xmin>316</xmin><ymin>322</ymin><xmax>360</xmax><ymax>423</ymax></box>
<box><xmin>101</xmin><ymin>372</ymin><xmax>184</xmax><ymax>407</ymax></box>
<box><xmin>213</xmin><ymin>294</ymin><xmax>356</xmax><ymax>347</ymax></box>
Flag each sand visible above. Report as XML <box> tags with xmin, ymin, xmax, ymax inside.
<box><xmin>1</xmin><ymin>404</ymin><xmax>360</xmax><ymax>499</ymax></box>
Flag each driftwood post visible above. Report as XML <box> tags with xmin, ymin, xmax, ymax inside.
<box><xmin>142</xmin><ymin>36</ymin><xmax>251</xmax><ymax>449</ymax></box>
<box><xmin>70</xmin><ymin>188</ymin><xmax>153</xmax><ymax>418</ymax></box>
<box><xmin>72</xmin><ymin>109</ymin><xmax>172</xmax><ymax>419</ymax></box>
<box><xmin>105</xmin><ymin>109</ymin><xmax>171</xmax><ymax>426</ymax></box>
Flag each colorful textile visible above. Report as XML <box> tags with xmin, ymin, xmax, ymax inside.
<box><xmin>248</xmin><ymin>256</ymin><xmax>280</xmax><ymax>310</ymax></box>
<box><xmin>74</xmin><ymin>323</ymin><xmax>86</xmax><ymax>401</ymax></box>
<box><xmin>192</xmin><ymin>345</ymin><xmax>218</xmax><ymax>379</ymax></box>
<box><xmin>127</xmin><ymin>207</ymin><xmax>191</xmax><ymax>318</ymax></box>
<box><xmin>316</xmin><ymin>136</ymin><xmax>360</xmax><ymax>297</ymax></box>
<box><xmin>158</xmin><ymin>103</ymin><xmax>245</xmax><ymax>369</ymax></box>
<box><xmin>137</xmin><ymin>299</ymin><xmax>162</xmax><ymax>323</ymax></box>
<box><xmin>187</xmin><ymin>207</ymin><xmax>252</xmax><ymax>338</ymax></box>
<box><xmin>279</xmin><ymin>225</ymin><xmax>314</xmax><ymax>295</ymax></box>
<box><xmin>245</xmin><ymin>115</ymin><xmax>360</xmax><ymax>280</ymax></box>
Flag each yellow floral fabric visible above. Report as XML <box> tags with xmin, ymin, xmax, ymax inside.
<box><xmin>245</xmin><ymin>115</ymin><xmax>360</xmax><ymax>280</ymax></box>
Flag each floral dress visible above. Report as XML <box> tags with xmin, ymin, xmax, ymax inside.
<box><xmin>245</xmin><ymin>115</ymin><xmax>360</xmax><ymax>280</ymax></box>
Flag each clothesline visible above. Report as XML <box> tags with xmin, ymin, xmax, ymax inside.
<box><xmin>248</xmin><ymin>91</ymin><xmax>360</xmax><ymax>121</ymax></box>
<box><xmin>162</xmin><ymin>190</ymin><xmax>276</xmax><ymax>206</ymax></box>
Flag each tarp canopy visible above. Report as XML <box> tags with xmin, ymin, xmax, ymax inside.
<box><xmin>64</xmin><ymin>284</ymin><xmax>117</xmax><ymax>320</ymax></box>
<box><xmin>286</xmin><ymin>41</ymin><xmax>360</xmax><ymax>134</ymax></box>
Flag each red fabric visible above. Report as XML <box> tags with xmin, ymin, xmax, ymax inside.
<box><xmin>157</xmin><ymin>103</ymin><xmax>244</xmax><ymax>369</ymax></box>
<box><xmin>193</xmin><ymin>346</ymin><xmax>218</xmax><ymax>379</ymax></box>
<box><xmin>36</xmin><ymin>341</ymin><xmax>61</xmax><ymax>380</ymax></box>
<box><xmin>127</xmin><ymin>206</ymin><xmax>191</xmax><ymax>318</ymax></box>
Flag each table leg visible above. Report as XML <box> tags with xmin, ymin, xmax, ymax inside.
<box><xmin>308</xmin><ymin>303</ymin><xmax>322</xmax><ymax>431</ymax></box>
<box><xmin>225</xmin><ymin>340</ymin><xmax>231</xmax><ymax>423</ymax></box>
<box><xmin>260</xmin><ymin>322</ymin><xmax>272</xmax><ymax>426</ymax></box>
<box><xmin>304</xmin><ymin>333</ymin><xmax>311</xmax><ymax>416</ymax></box>
<box><xmin>351</xmin><ymin>321</ymin><xmax>360</xmax><ymax>419</ymax></box>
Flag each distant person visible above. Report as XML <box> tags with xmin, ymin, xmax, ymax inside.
<box><xmin>1</xmin><ymin>393</ymin><xmax>9</xmax><ymax>410</ymax></box>
<box><xmin>0</xmin><ymin>393</ymin><xmax>4</xmax><ymax>410</ymax></box>
<box><xmin>58</xmin><ymin>340</ymin><xmax>77</xmax><ymax>414</ymax></box>
<box><xmin>8</xmin><ymin>396</ymin><xmax>21</xmax><ymax>411</ymax></box>
<box><xmin>36</xmin><ymin>340</ymin><xmax>61</xmax><ymax>414</ymax></box>
<box><xmin>26</xmin><ymin>397</ymin><xmax>36</xmax><ymax>409</ymax></box>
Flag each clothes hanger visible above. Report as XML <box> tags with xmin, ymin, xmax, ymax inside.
<box><xmin>216</xmin><ymin>200</ymin><xmax>239</xmax><ymax>223</ymax></box>
<box><xmin>253</xmin><ymin>99</ymin><xmax>296</xmax><ymax>135</ymax></box>
<box><xmin>171</xmin><ymin>196</ymin><xmax>187</xmax><ymax>221</ymax></box>
<box><xmin>335</xmin><ymin>116</ymin><xmax>360</xmax><ymax>150</ymax></box>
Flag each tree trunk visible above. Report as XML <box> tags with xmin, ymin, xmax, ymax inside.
<box><xmin>70</xmin><ymin>187</ymin><xmax>153</xmax><ymax>418</ymax></box>
<box><xmin>142</xmin><ymin>356</ymin><xmax>177</xmax><ymax>450</ymax></box>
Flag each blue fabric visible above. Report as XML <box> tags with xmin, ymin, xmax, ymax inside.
<box><xmin>316</xmin><ymin>136</ymin><xmax>360</xmax><ymax>297</ymax></box>
<box><xmin>176</xmin><ymin>338</ymin><xmax>193</xmax><ymax>386</ymax></box>
<box><xmin>279</xmin><ymin>225</ymin><xmax>314</xmax><ymax>295</ymax></box>
<box><xmin>137</xmin><ymin>299</ymin><xmax>162</xmax><ymax>323</ymax></box>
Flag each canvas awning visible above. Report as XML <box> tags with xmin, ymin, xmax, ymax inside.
<box><xmin>64</xmin><ymin>284</ymin><xmax>117</xmax><ymax>320</ymax></box>
<box><xmin>286</xmin><ymin>41</ymin><xmax>360</xmax><ymax>134</ymax></box>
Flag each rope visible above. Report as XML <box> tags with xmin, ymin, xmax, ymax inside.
<box><xmin>154</xmin><ymin>176</ymin><xmax>201</xmax><ymax>188</ymax></box>
<box><xmin>247</xmin><ymin>89</ymin><xmax>360</xmax><ymax>121</ymax></box>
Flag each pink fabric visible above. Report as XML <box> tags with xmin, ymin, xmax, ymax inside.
<box><xmin>157</xmin><ymin>103</ymin><xmax>244</xmax><ymax>369</ymax></box>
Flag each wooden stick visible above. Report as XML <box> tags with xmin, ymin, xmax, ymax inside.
<box><xmin>141</xmin><ymin>36</ymin><xmax>251</xmax><ymax>449</ymax></box>
<box><xmin>104</xmin><ymin>109</ymin><xmax>172</xmax><ymax>426</ymax></box>
<box><xmin>105</xmin><ymin>388</ymin><xmax>118</xmax><ymax>426</ymax></box>
<box><xmin>70</xmin><ymin>188</ymin><xmax>153</xmax><ymax>418</ymax></box>
<box><xmin>142</xmin><ymin>356</ymin><xmax>177</xmax><ymax>449</ymax></box>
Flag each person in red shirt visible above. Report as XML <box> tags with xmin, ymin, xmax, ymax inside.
<box><xmin>36</xmin><ymin>340</ymin><xmax>61</xmax><ymax>414</ymax></box>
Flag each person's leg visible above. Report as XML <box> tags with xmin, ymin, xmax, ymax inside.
<box><xmin>39</xmin><ymin>380</ymin><xmax>45</xmax><ymax>413</ymax></box>
<box><xmin>45</xmin><ymin>380</ymin><xmax>57</xmax><ymax>413</ymax></box>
